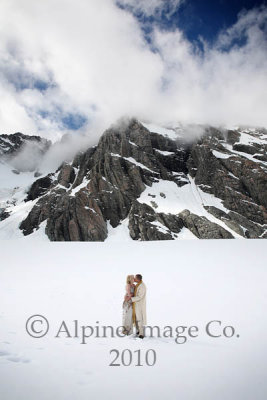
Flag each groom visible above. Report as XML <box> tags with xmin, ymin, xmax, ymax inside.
<box><xmin>131</xmin><ymin>274</ymin><xmax>147</xmax><ymax>339</ymax></box>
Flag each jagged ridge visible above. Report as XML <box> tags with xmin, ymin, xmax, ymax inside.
<box><xmin>0</xmin><ymin>119</ymin><xmax>267</xmax><ymax>240</ymax></box>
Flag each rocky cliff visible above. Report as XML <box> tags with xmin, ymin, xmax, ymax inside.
<box><xmin>0</xmin><ymin>119</ymin><xmax>266</xmax><ymax>240</ymax></box>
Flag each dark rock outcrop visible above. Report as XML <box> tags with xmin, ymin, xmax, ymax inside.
<box><xmin>26</xmin><ymin>175</ymin><xmax>54</xmax><ymax>201</ymax></box>
<box><xmin>187</xmin><ymin>129</ymin><xmax>267</xmax><ymax>237</ymax></box>
<box><xmin>19</xmin><ymin>119</ymin><xmax>190</xmax><ymax>240</ymax></box>
<box><xmin>8</xmin><ymin>119</ymin><xmax>266</xmax><ymax>241</ymax></box>
<box><xmin>178</xmin><ymin>209</ymin><xmax>234</xmax><ymax>239</ymax></box>
<box><xmin>0</xmin><ymin>209</ymin><xmax>10</xmax><ymax>221</ymax></box>
<box><xmin>128</xmin><ymin>200</ymin><xmax>184</xmax><ymax>240</ymax></box>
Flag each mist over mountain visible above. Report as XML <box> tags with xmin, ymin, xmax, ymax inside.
<box><xmin>0</xmin><ymin>1</ymin><xmax>267</xmax><ymax>140</ymax></box>
<box><xmin>0</xmin><ymin>118</ymin><xmax>266</xmax><ymax>240</ymax></box>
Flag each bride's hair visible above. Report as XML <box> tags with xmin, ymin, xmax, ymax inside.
<box><xmin>126</xmin><ymin>275</ymin><xmax>134</xmax><ymax>284</ymax></box>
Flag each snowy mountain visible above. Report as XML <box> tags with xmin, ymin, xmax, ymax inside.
<box><xmin>0</xmin><ymin>119</ymin><xmax>266</xmax><ymax>240</ymax></box>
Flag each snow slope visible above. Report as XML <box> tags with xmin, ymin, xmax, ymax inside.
<box><xmin>0</xmin><ymin>170</ymin><xmax>242</xmax><ymax>240</ymax></box>
<box><xmin>0</xmin><ymin>162</ymin><xmax>47</xmax><ymax>240</ymax></box>
<box><xmin>0</xmin><ymin>240</ymin><xmax>266</xmax><ymax>400</ymax></box>
<box><xmin>141</xmin><ymin>122</ymin><xmax>178</xmax><ymax>140</ymax></box>
<box><xmin>137</xmin><ymin>175</ymin><xmax>242</xmax><ymax>238</ymax></box>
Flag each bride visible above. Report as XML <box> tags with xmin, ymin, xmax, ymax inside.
<box><xmin>122</xmin><ymin>275</ymin><xmax>135</xmax><ymax>335</ymax></box>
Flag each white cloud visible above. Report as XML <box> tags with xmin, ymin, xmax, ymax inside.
<box><xmin>0</xmin><ymin>0</ymin><xmax>266</xmax><ymax>144</ymax></box>
<box><xmin>150</xmin><ymin>5</ymin><xmax>267</xmax><ymax>127</ymax></box>
<box><xmin>116</xmin><ymin>0</ymin><xmax>183</xmax><ymax>17</ymax></box>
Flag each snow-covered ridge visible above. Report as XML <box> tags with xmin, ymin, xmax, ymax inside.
<box><xmin>141</xmin><ymin>122</ymin><xmax>178</xmax><ymax>140</ymax></box>
<box><xmin>0</xmin><ymin>120</ymin><xmax>266</xmax><ymax>241</ymax></box>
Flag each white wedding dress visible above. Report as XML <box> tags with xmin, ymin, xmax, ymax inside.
<box><xmin>122</xmin><ymin>284</ymin><xmax>135</xmax><ymax>334</ymax></box>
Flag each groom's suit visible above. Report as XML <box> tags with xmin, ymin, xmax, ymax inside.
<box><xmin>131</xmin><ymin>281</ymin><xmax>147</xmax><ymax>336</ymax></box>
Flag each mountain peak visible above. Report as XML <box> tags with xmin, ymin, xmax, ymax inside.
<box><xmin>0</xmin><ymin>120</ymin><xmax>266</xmax><ymax>240</ymax></box>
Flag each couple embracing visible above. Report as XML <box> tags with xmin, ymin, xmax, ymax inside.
<box><xmin>122</xmin><ymin>274</ymin><xmax>147</xmax><ymax>339</ymax></box>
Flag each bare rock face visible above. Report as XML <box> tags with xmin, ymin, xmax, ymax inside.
<box><xmin>0</xmin><ymin>209</ymin><xmax>10</xmax><ymax>221</ymax></box>
<box><xmin>128</xmin><ymin>200</ymin><xmax>184</xmax><ymax>240</ymax></box>
<box><xmin>15</xmin><ymin>119</ymin><xmax>267</xmax><ymax>241</ymax></box>
<box><xmin>226</xmin><ymin>130</ymin><xmax>241</xmax><ymax>145</ymax></box>
<box><xmin>26</xmin><ymin>175</ymin><xmax>54</xmax><ymax>201</ymax></box>
<box><xmin>178</xmin><ymin>209</ymin><xmax>234</xmax><ymax>239</ymax></box>
<box><xmin>187</xmin><ymin>127</ymin><xmax>267</xmax><ymax>237</ymax></box>
<box><xmin>19</xmin><ymin>119</ymin><xmax>189</xmax><ymax>241</ymax></box>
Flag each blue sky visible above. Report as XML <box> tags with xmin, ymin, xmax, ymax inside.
<box><xmin>0</xmin><ymin>0</ymin><xmax>267</xmax><ymax>139</ymax></box>
<box><xmin>118</xmin><ymin>0</ymin><xmax>266</xmax><ymax>48</ymax></box>
<box><xmin>175</xmin><ymin>0</ymin><xmax>265</xmax><ymax>43</ymax></box>
<box><xmin>70</xmin><ymin>0</ymin><xmax>266</xmax><ymax>131</ymax></box>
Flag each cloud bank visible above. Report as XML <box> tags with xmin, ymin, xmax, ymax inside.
<box><xmin>116</xmin><ymin>0</ymin><xmax>183</xmax><ymax>18</ymax></box>
<box><xmin>0</xmin><ymin>0</ymin><xmax>266</xmax><ymax>142</ymax></box>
